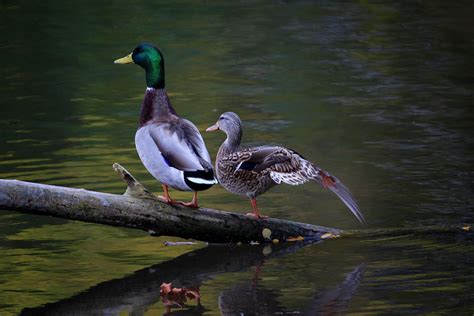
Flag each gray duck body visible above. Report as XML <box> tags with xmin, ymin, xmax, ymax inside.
<box><xmin>136</xmin><ymin>87</ymin><xmax>215</xmax><ymax>192</ymax></box>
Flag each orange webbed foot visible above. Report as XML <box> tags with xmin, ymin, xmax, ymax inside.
<box><xmin>177</xmin><ymin>200</ymin><xmax>199</xmax><ymax>208</ymax></box>
<box><xmin>245</xmin><ymin>212</ymin><xmax>269</xmax><ymax>219</ymax></box>
<box><xmin>157</xmin><ymin>195</ymin><xmax>176</xmax><ymax>205</ymax></box>
<box><xmin>176</xmin><ymin>192</ymin><xmax>199</xmax><ymax>208</ymax></box>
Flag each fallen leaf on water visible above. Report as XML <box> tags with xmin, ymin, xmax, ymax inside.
<box><xmin>185</xmin><ymin>290</ymin><xmax>200</xmax><ymax>300</ymax></box>
<box><xmin>159</xmin><ymin>282</ymin><xmax>201</xmax><ymax>309</ymax></box>
<box><xmin>170</xmin><ymin>287</ymin><xmax>182</xmax><ymax>295</ymax></box>
<box><xmin>462</xmin><ymin>225</ymin><xmax>471</xmax><ymax>232</ymax></box>
<box><xmin>160</xmin><ymin>282</ymin><xmax>172</xmax><ymax>295</ymax></box>
<box><xmin>287</xmin><ymin>236</ymin><xmax>304</xmax><ymax>241</ymax></box>
<box><xmin>262</xmin><ymin>228</ymin><xmax>272</xmax><ymax>240</ymax></box>
<box><xmin>321</xmin><ymin>233</ymin><xmax>339</xmax><ymax>239</ymax></box>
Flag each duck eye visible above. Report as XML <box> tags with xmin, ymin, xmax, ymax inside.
<box><xmin>219</xmin><ymin>116</ymin><xmax>225</xmax><ymax>121</ymax></box>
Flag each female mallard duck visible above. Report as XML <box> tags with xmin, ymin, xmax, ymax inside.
<box><xmin>114</xmin><ymin>43</ymin><xmax>217</xmax><ymax>208</ymax></box>
<box><xmin>206</xmin><ymin>112</ymin><xmax>365</xmax><ymax>223</ymax></box>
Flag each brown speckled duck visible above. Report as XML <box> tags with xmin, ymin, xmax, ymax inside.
<box><xmin>206</xmin><ymin>112</ymin><xmax>365</xmax><ymax>223</ymax></box>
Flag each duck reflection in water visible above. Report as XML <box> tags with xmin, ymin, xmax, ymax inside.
<box><xmin>20</xmin><ymin>242</ymin><xmax>364</xmax><ymax>315</ymax></box>
<box><xmin>218</xmin><ymin>262</ymin><xmax>365</xmax><ymax>315</ymax></box>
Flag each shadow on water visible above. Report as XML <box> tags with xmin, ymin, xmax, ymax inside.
<box><xmin>20</xmin><ymin>242</ymin><xmax>365</xmax><ymax>315</ymax></box>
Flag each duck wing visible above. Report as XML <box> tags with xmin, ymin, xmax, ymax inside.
<box><xmin>178</xmin><ymin>118</ymin><xmax>213</xmax><ymax>170</ymax></box>
<box><xmin>237</xmin><ymin>146</ymin><xmax>365</xmax><ymax>224</ymax></box>
<box><xmin>232</xmin><ymin>146</ymin><xmax>302</xmax><ymax>174</ymax></box>
<box><xmin>149</xmin><ymin>120</ymin><xmax>212</xmax><ymax>172</ymax></box>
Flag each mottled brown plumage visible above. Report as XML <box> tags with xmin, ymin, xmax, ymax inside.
<box><xmin>206</xmin><ymin>112</ymin><xmax>365</xmax><ymax>223</ymax></box>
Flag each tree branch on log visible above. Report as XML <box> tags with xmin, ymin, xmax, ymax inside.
<box><xmin>0</xmin><ymin>163</ymin><xmax>342</xmax><ymax>243</ymax></box>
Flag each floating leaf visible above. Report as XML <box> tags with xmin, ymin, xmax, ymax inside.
<box><xmin>186</xmin><ymin>290</ymin><xmax>200</xmax><ymax>300</ymax></box>
<box><xmin>321</xmin><ymin>233</ymin><xmax>339</xmax><ymax>239</ymax></box>
<box><xmin>159</xmin><ymin>282</ymin><xmax>200</xmax><ymax>310</ymax></box>
<box><xmin>160</xmin><ymin>282</ymin><xmax>172</xmax><ymax>295</ymax></box>
<box><xmin>262</xmin><ymin>228</ymin><xmax>272</xmax><ymax>240</ymax></box>
<box><xmin>287</xmin><ymin>236</ymin><xmax>304</xmax><ymax>241</ymax></box>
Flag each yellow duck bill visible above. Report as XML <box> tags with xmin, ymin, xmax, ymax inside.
<box><xmin>114</xmin><ymin>53</ymin><xmax>133</xmax><ymax>64</ymax></box>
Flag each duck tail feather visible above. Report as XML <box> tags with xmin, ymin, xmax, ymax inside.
<box><xmin>317</xmin><ymin>170</ymin><xmax>366</xmax><ymax>225</ymax></box>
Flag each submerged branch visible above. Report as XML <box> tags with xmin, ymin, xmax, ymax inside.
<box><xmin>341</xmin><ymin>224</ymin><xmax>471</xmax><ymax>239</ymax></box>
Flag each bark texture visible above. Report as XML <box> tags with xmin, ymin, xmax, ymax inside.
<box><xmin>0</xmin><ymin>164</ymin><xmax>343</xmax><ymax>243</ymax></box>
<box><xmin>2</xmin><ymin>164</ymin><xmax>469</xmax><ymax>243</ymax></box>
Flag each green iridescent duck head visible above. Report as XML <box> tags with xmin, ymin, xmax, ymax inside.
<box><xmin>114</xmin><ymin>43</ymin><xmax>165</xmax><ymax>89</ymax></box>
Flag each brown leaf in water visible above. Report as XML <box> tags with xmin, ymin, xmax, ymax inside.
<box><xmin>160</xmin><ymin>282</ymin><xmax>172</xmax><ymax>296</ymax></box>
<box><xmin>160</xmin><ymin>282</ymin><xmax>200</xmax><ymax>305</ymax></box>
<box><xmin>167</xmin><ymin>288</ymin><xmax>184</xmax><ymax>304</ymax></box>
<box><xmin>321</xmin><ymin>232</ymin><xmax>340</xmax><ymax>239</ymax></box>
<box><xmin>185</xmin><ymin>290</ymin><xmax>200</xmax><ymax>300</ymax></box>
<box><xmin>287</xmin><ymin>236</ymin><xmax>304</xmax><ymax>241</ymax></box>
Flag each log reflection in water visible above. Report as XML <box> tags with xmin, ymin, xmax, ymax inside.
<box><xmin>20</xmin><ymin>242</ymin><xmax>311</xmax><ymax>315</ymax></box>
<box><xmin>20</xmin><ymin>241</ymin><xmax>364</xmax><ymax>315</ymax></box>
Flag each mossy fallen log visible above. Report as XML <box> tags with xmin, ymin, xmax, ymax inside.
<box><xmin>0</xmin><ymin>163</ymin><xmax>342</xmax><ymax>243</ymax></box>
<box><xmin>1</xmin><ymin>163</ymin><xmax>470</xmax><ymax>243</ymax></box>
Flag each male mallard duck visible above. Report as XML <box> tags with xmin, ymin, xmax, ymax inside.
<box><xmin>114</xmin><ymin>43</ymin><xmax>217</xmax><ymax>208</ymax></box>
<box><xmin>206</xmin><ymin>112</ymin><xmax>365</xmax><ymax>223</ymax></box>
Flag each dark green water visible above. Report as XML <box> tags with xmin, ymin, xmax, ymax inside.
<box><xmin>1</xmin><ymin>1</ymin><xmax>473</xmax><ymax>314</ymax></box>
